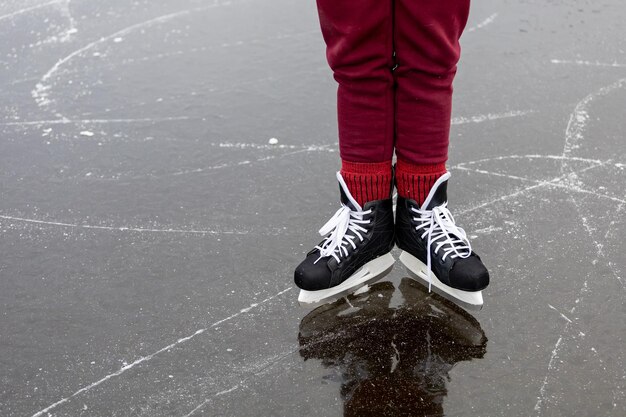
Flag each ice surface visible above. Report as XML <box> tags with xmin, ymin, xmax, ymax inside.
<box><xmin>0</xmin><ymin>0</ymin><xmax>625</xmax><ymax>416</ymax></box>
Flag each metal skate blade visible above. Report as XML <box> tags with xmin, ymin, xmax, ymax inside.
<box><xmin>399</xmin><ymin>251</ymin><xmax>484</xmax><ymax>311</ymax></box>
<box><xmin>298</xmin><ymin>265</ymin><xmax>393</xmax><ymax>308</ymax></box>
<box><xmin>298</xmin><ymin>253</ymin><xmax>395</xmax><ymax>308</ymax></box>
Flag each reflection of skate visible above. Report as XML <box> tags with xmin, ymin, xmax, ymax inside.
<box><xmin>298</xmin><ymin>278</ymin><xmax>487</xmax><ymax>417</ymax></box>
<box><xmin>398</xmin><ymin>278</ymin><xmax>486</xmax><ymax>346</ymax></box>
<box><xmin>395</xmin><ymin>172</ymin><xmax>489</xmax><ymax>310</ymax></box>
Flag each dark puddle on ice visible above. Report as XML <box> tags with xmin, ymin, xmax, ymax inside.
<box><xmin>298</xmin><ymin>279</ymin><xmax>487</xmax><ymax>417</ymax></box>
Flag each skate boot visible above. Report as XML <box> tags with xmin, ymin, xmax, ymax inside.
<box><xmin>395</xmin><ymin>172</ymin><xmax>489</xmax><ymax>310</ymax></box>
<box><xmin>294</xmin><ymin>172</ymin><xmax>395</xmax><ymax>306</ymax></box>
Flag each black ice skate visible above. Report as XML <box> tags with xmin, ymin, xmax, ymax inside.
<box><xmin>395</xmin><ymin>172</ymin><xmax>489</xmax><ymax>310</ymax></box>
<box><xmin>294</xmin><ymin>172</ymin><xmax>395</xmax><ymax>306</ymax></box>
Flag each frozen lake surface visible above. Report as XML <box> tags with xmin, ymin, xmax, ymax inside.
<box><xmin>1</xmin><ymin>0</ymin><xmax>625</xmax><ymax>416</ymax></box>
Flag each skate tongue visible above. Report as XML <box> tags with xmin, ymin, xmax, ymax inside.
<box><xmin>421</xmin><ymin>172</ymin><xmax>450</xmax><ymax>210</ymax></box>
<box><xmin>336</xmin><ymin>172</ymin><xmax>362</xmax><ymax>211</ymax></box>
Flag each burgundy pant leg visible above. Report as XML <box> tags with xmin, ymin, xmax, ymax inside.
<box><xmin>393</xmin><ymin>0</ymin><xmax>470</xmax><ymax>165</ymax></box>
<box><xmin>316</xmin><ymin>0</ymin><xmax>395</xmax><ymax>163</ymax></box>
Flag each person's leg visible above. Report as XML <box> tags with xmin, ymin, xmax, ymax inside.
<box><xmin>393</xmin><ymin>0</ymin><xmax>470</xmax><ymax>204</ymax></box>
<box><xmin>316</xmin><ymin>0</ymin><xmax>395</xmax><ymax>206</ymax></box>
<box><xmin>294</xmin><ymin>0</ymin><xmax>396</xmax><ymax>305</ymax></box>
<box><xmin>392</xmin><ymin>0</ymin><xmax>489</xmax><ymax>309</ymax></box>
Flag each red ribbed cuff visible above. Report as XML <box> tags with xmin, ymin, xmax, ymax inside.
<box><xmin>340</xmin><ymin>160</ymin><xmax>393</xmax><ymax>206</ymax></box>
<box><xmin>395</xmin><ymin>159</ymin><xmax>447</xmax><ymax>205</ymax></box>
<box><xmin>396</xmin><ymin>158</ymin><xmax>447</xmax><ymax>176</ymax></box>
<box><xmin>341</xmin><ymin>160</ymin><xmax>392</xmax><ymax>176</ymax></box>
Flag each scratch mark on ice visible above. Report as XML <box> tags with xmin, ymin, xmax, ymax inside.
<box><xmin>470</xmin><ymin>225</ymin><xmax>503</xmax><ymax>236</ymax></box>
<box><xmin>535</xmin><ymin>336</ymin><xmax>563</xmax><ymax>413</ymax></box>
<box><xmin>604</xmin><ymin>202</ymin><xmax>624</xmax><ymax>240</ymax></box>
<box><xmin>547</xmin><ymin>304</ymin><xmax>573</xmax><ymax>323</ymax></box>
<box><xmin>536</xmin><ymin>78</ymin><xmax>626</xmax><ymax>416</ymax></box>
<box><xmin>156</xmin><ymin>146</ymin><xmax>334</xmax><ymax>178</ymax></box>
<box><xmin>454</xmin><ymin>154</ymin><xmax>613</xmax><ymax>166</ymax></box>
<box><xmin>451</xmin><ymin>109</ymin><xmax>533</xmax><ymax>125</ymax></box>
<box><xmin>116</xmin><ymin>29</ymin><xmax>319</xmax><ymax>66</ymax></box>
<box><xmin>453</xmin><ymin>165</ymin><xmax>537</xmax><ymax>183</ymax></box>
<box><xmin>456</xmin><ymin>161</ymin><xmax>605</xmax><ymax>216</ymax></box>
<box><xmin>551</xmin><ymin>59</ymin><xmax>626</xmax><ymax>69</ymax></box>
<box><xmin>0</xmin><ymin>214</ymin><xmax>247</xmax><ymax>235</ymax></box>
<box><xmin>561</xmin><ymin>79</ymin><xmax>626</xmax><ymax>287</ymax></box>
<box><xmin>0</xmin><ymin>116</ymin><xmax>190</xmax><ymax>126</ymax></box>
<box><xmin>466</xmin><ymin>12</ymin><xmax>499</xmax><ymax>33</ymax></box>
<box><xmin>214</xmin><ymin>142</ymin><xmax>335</xmax><ymax>152</ymax></box>
<box><xmin>182</xmin><ymin>347</ymin><xmax>298</xmax><ymax>417</ymax></box>
<box><xmin>56</xmin><ymin>0</ymin><xmax>77</xmax><ymax>42</ymax></box>
<box><xmin>32</xmin><ymin>0</ymin><xmax>233</xmax><ymax>112</ymax></box>
<box><xmin>0</xmin><ymin>0</ymin><xmax>62</xmax><ymax>22</ymax></box>
<box><xmin>562</xmin><ymin>78</ymin><xmax>626</xmax><ymax>165</ymax></box>
<box><xmin>459</xmin><ymin>164</ymin><xmax>622</xmax><ymax>214</ymax></box>
<box><xmin>453</xmin><ymin>164</ymin><xmax>626</xmax><ymax>206</ymax></box>
<box><xmin>30</xmin><ymin>287</ymin><xmax>292</xmax><ymax>417</ymax></box>
<box><xmin>578</xmin><ymin>210</ymin><xmax>624</xmax><ymax>286</ymax></box>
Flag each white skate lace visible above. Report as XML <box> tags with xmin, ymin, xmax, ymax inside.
<box><xmin>314</xmin><ymin>204</ymin><xmax>372</xmax><ymax>264</ymax></box>
<box><xmin>411</xmin><ymin>203</ymin><xmax>472</xmax><ymax>291</ymax></box>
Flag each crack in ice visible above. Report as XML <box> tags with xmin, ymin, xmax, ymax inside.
<box><xmin>182</xmin><ymin>347</ymin><xmax>298</xmax><ymax>417</ymax></box>
<box><xmin>29</xmin><ymin>287</ymin><xmax>292</xmax><ymax>417</ymax></box>
<box><xmin>466</xmin><ymin>12</ymin><xmax>499</xmax><ymax>33</ymax></box>
<box><xmin>0</xmin><ymin>116</ymin><xmax>191</xmax><ymax>126</ymax></box>
<box><xmin>0</xmin><ymin>214</ymin><xmax>247</xmax><ymax>235</ymax></box>
<box><xmin>535</xmin><ymin>77</ymin><xmax>626</xmax><ymax>416</ymax></box>
<box><xmin>451</xmin><ymin>109</ymin><xmax>533</xmax><ymax>125</ymax></box>
<box><xmin>551</xmin><ymin>59</ymin><xmax>626</xmax><ymax>69</ymax></box>
<box><xmin>32</xmin><ymin>0</ymin><xmax>236</xmax><ymax>114</ymax></box>
<box><xmin>0</xmin><ymin>0</ymin><xmax>63</xmax><ymax>22</ymax></box>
